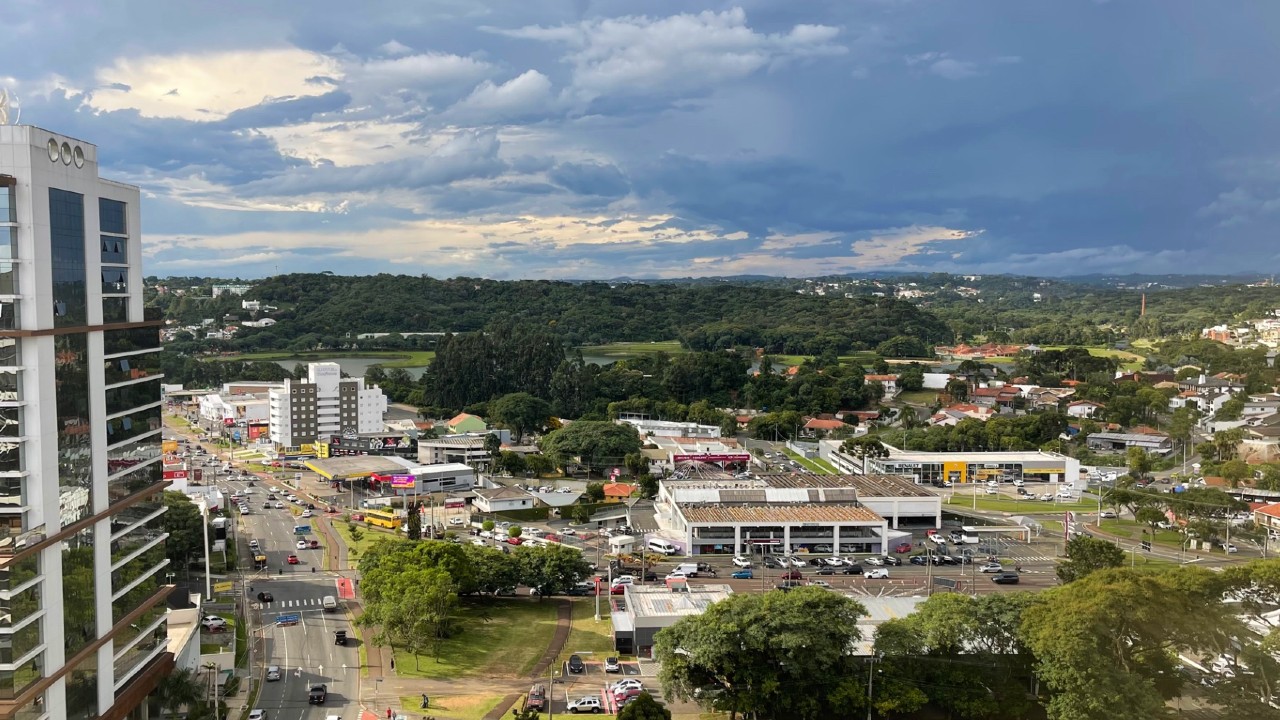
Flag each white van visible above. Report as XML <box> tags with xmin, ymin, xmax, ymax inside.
<box><xmin>647</xmin><ymin>538</ymin><xmax>677</xmax><ymax>555</ymax></box>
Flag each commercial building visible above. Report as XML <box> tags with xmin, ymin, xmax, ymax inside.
<box><xmin>197</xmin><ymin>393</ymin><xmax>269</xmax><ymax>431</ymax></box>
<box><xmin>652</xmin><ymin>473</ymin><xmax>937</xmax><ymax>556</ymax></box>
<box><xmin>418</xmin><ymin>433</ymin><xmax>502</xmax><ymax>467</ymax></box>
<box><xmin>645</xmin><ymin>436</ymin><xmax>751</xmax><ymax>474</ymax></box>
<box><xmin>612</xmin><ymin>584</ymin><xmax>734</xmax><ymax>657</ymax></box>
<box><xmin>318</xmin><ymin>431</ymin><xmax>418</xmax><ymax>460</ymax></box>
<box><xmin>617</xmin><ymin>414</ymin><xmax>722</xmax><ymax>439</ymax></box>
<box><xmin>822</xmin><ymin>440</ymin><xmax>1080</xmax><ymax>485</ymax></box>
<box><xmin>268</xmin><ymin>362</ymin><xmax>387</xmax><ymax>449</ymax></box>
<box><xmin>0</xmin><ymin>125</ymin><xmax>171</xmax><ymax>718</ymax></box>
<box><xmin>1086</xmin><ymin>432</ymin><xmax>1173</xmax><ymax>456</ymax></box>
<box><xmin>369</xmin><ymin>463</ymin><xmax>476</xmax><ymax>495</ymax></box>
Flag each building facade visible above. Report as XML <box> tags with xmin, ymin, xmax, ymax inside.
<box><xmin>268</xmin><ymin>362</ymin><xmax>387</xmax><ymax>448</ymax></box>
<box><xmin>822</xmin><ymin>441</ymin><xmax>1081</xmax><ymax>485</ymax></box>
<box><xmin>0</xmin><ymin>126</ymin><xmax>170</xmax><ymax>719</ymax></box>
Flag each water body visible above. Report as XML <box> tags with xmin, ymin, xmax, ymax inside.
<box><xmin>270</xmin><ymin>357</ymin><xmax>428</xmax><ymax>379</ymax></box>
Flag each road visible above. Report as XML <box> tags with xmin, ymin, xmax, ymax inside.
<box><xmin>219</xmin><ymin>472</ymin><xmax>364</xmax><ymax>720</ymax></box>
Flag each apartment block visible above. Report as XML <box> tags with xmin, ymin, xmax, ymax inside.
<box><xmin>268</xmin><ymin>362</ymin><xmax>387</xmax><ymax>448</ymax></box>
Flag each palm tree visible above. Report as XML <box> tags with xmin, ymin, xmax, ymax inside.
<box><xmin>155</xmin><ymin>667</ymin><xmax>205</xmax><ymax>718</ymax></box>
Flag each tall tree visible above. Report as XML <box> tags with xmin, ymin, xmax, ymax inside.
<box><xmin>539</xmin><ymin>421</ymin><xmax>643</xmax><ymax>473</ymax></box>
<box><xmin>406</xmin><ymin>502</ymin><xmax>422</xmax><ymax>540</ymax></box>
<box><xmin>1056</xmin><ymin>535</ymin><xmax>1125</xmax><ymax>584</ymax></box>
<box><xmin>656</xmin><ymin>587</ymin><xmax>868</xmax><ymax>720</ymax></box>
<box><xmin>489</xmin><ymin>392</ymin><xmax>552</xmax><ymax>443</ymax></box>
<box><xmin>516</xmin><ymin>543</ymin><xmax>592</xmax><ymax>599</ymax></box>
<box><xmin>616</xmin><ymin>693</ymin><xmax>672</xmax><ymax>720</ymax></box>
<box><xmin>162</xmin><ymin>491</ymin><xmax>208</xmax><ymax>572</ymax></box>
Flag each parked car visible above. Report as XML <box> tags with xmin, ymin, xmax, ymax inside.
<box><xmin>732</xmin><ymin>556</ymin><xmax>752</xmax><ymax>568</ymax></box>
<box><xmin>731</xmin><ymin>569</ymin><xmax>753</xmax><ymax>579</ymax></box>
<box><xmin>248</xmin><ymin>710</ymin><xmax>267</xmax><ymax>720</ymax></box>
<box><xmin>894</xmin><ymin>542</ymin><xmax>914</xmax><ymax>553</ymax></box>
<box><xmin>992</xmin><ymin>572</ymin><xmax>1021</xmax><ymax>584</ymax></box>
<box><xmin>568</xmin><ymin>696</ymin><xmax>602</xmax><ymax>714</ymax></box>
<box><xmin>864</xmin><ymin>556</ymin><xmax>884</xmax><ymax>566</ymax></box>
<box><xmin>788</xmin><ymin>556</ymin><xmax>808</xmax><ymax>567</ymax></box>
<box><xmin>604</xmin><ymin>656</ymin><xmax>621</xmax><ymax>673</ymax></box>
<box><xmin>763</xmin><ymin>556</ymin><xmax>783</xmax><ymax>569</ymax></box>
<box><xmin>865</xmin><ymin>568</ymin><xmax>890</xmax><ymax>579</ymax></box>
<box><xmin>449</xmin><ymin>517</ymin><xmax>465</xmax><ymax>526</ymax></box>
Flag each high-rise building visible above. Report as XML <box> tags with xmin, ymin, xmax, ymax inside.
<box><xmin>0</xmin><ymin>126</ymin><xmax>168</xmax><ymax>719</ymax></box>
<box><xmin>268</xmin><ymin>362</ymin><xmax>387</xmax><ymax>448</ymax></box>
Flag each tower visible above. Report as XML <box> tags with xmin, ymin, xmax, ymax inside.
<box><xmin>0</xmin><ymin>125</ymin><xmax>167</xmax><ymax>719</ymax></box>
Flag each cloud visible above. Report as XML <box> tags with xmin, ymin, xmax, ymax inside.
<box><xmin>489</xmin><ymin>8</ymin><xmax>845</xmax><ymax>105</ymax></box>
<box><xmin>547</xmin><ymin>161</ymin><xmax>630</xmax><ymax>197</ymax></box>
<box><xmin>379</xmin><ymin>39</ymin><xmax>413</xmax><ymax>56</ymax></box>
<box><xmin>88</xmin><ymin>48</ymin><xmax>343</xmax><ymax>120</ymax></box>
<box><xmin>907</xmin><ymin>52</ymin><xmax>1021</xmax><ymax>80</ymax></box>
<box><xmin>350</xmin><ymin>52</ymin><xmax>493</xmax><ymax>95</ymax></box>
<box><xmin>446</xmin><ymin>70</ymin><xmax>557</xmax><ymax>122</ymax></box>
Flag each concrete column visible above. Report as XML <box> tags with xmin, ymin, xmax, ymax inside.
<box><xmin>783</xmin><ymin>525</ymin><xmax>791</xmax><ymax>554</ymax></box>
<box><xmin>833</xmin><ymin>525</ymin><xmax>841</xmax><ymax>556</ymax></box>
<box><xmin>734</xmin><ymin>525</ymin><xmax>742</xmax><ymax>556</ymax></box>
<box><xmin>880</xmin><ymin>521</ymin><xmax>890</xmax><ymax>554</ymax></box>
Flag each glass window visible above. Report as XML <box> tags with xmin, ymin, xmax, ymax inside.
<box><xmin>0</xmin><ymin>476</ymin><xmax>24</xmax><ymax>508</ymax></box>
<box><xmin>104</xmin><ymin>352</ymin><xmax>162</xmax><ymax>385</ymax></box>
<box><xmin>64</xmin><ymin>653</ymin><xmax>97</xmax><ymax>720</ymax></box>
<box><xmin>63</xmin><ymin>532</ymin><xmax>97</xmax><ymax>657</ymax></box>
<box><xmin>12</xmin><ymin>691</ymin><xmax>46</xmax><ymax>720</ymax></box>
<box><xmin>113</xmin><ymin>616</ymin><xmax>165</xmax><ymax>684</ymax></box>
<box><xmin>105</xmin><ymin>377</ymin><xmax>161</xmax><ymax>416</ymax></box>
<box><xmin>104</xmin><ymin>327</ymin><xmax>161</xmax><ymax>355</ymax></box>
<box><xmin>0</xmin><ymin>228</ymin><xmax>14</xmax><ymax>261</ymax></box>
<box><xmin>110</xmin><ymin>600</ymin><xmax>165</xmax><ymax>655</ymax></box>
<box><xmin>99</xmin><ymin>198</ymin><xmax>126</xmax><ymax>235</ymax></box>
<box><xmin>104</xmin><ymin>406</ymin><xmax>162</xmax><ymax>447</ymax></box>
<box><xmin>111</xmin><ymin>541</ymin><xmax>165</xmax><ymax>595</ymax></box>
<box><xmin>0</xmin><ymin>406</ymin><xmax>20</xmax><ymax>438</ymax></box>
<box><xmin>55</xmin><ymin>333</ymin><xmax>92</xmax><ymax>525</ymax></box>
<box><xmin>0</xmin><ymin>443</ymin><xmax>21</xmax><ymax>474</ymax></box>
<box><xmin>112</xmin><ymin>572</ymin><xmax>159</xmax><ymax>626</ymax></box>
<box><xmin>0</xmin><ymin>654</ymin><xmax>41</xmax><ymax>701</ymax></box>
<box><xmin>108</xmin><ymin>462</ymin><xmax>161</xmax><ymax>507</ymax></box>
<box><xmin>0</xmin><ymin>262</ymin><xmax>15</xmax><ymax>296</ymax></box>
<box><xmin>110</xmin><ymin>515</ymin><xmax>165</xmax><ymax>566</ymax></box>
<box><xmin>107</xmin><ymin>434</ymin><xmax>160</xmax><ymax>477</ymax></box>
<box><xmin>108</xmin><ymin>497</ymin><xmax>164</xmax><ymax>535</ymax></box>
<box><xmin>0</xmin><ymin>372</ymin><xmax>19</xmax><ymax>402</ymax></box>
<box><xmin>101</xmin><ymin>268</ymin><xmax>128</xmax><ymax>295</ymax></box>
<box><xmin>0</xmin><ymin>618</ymin><xmax>42</xmax><ymax>665</ymax></box>
<box><xmin>100</xmin><ymin>236</ymin><xmax>127</xmax><ymax>265</ymax></box>
<box><xmin>0</xmin><ymin>339</ymin><xmax>17</xmax><ymax>367</ymax></box>
<box><xmin>49</xmin><ymin>188</ymin><xmax>87</xmax><ymax>328</ymax></box>
<box><xmin>0</xmin><ymin>300</ymin><xmax>18</xmax><ymax>331</ymax></box>
<box><xmin>0</xmin><ymin>186</ymin><xmax>13</xmax><ymax>224</ymax></box>
<box><xmin>0</xmin><ymin>572</ymin><xmax>41</xmax><ymax>629</ymax></box>
<box><xmin>102</xmin><ymin>297</ymin><xmax>129</xmax><ymax>323</ymax></box>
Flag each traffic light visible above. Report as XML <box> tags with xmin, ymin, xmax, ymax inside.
<box><xmin>1141</xmin><ymin>540</ymin><xmax>1152</xmax><ymax>552</ymax></box>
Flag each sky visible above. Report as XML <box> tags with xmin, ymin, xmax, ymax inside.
<box><xmin>4</xmin><ymin>0</ymin><xmax>1280</xmax><ymax>280</ymax></box>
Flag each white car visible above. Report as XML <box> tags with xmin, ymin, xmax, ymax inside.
<box><xmin>985</xmin><ymin>488</ymin><xmax>998</xmax><ymax>495</ymax></box>
<box><xmin>1225</xmin><ymin>544</ymin><xmax>1239</xmax><ymax>553</ymax></box>
<box><xmin>864</xmin><ymin>556</ymin><xmax>884</xmax><ymax>566</ymax></box>
<box><xmin>301</xmin><ymin>510</ymin><xmax>313</xmax><ymax>518</ymax></box>
<box><xmin>614</xmin><ymin>575</ymin><xmax>635</xmax><ymax>586</ymax></box>
<box><xmin>732</xmin><ymin>556</ymin><xmax>752</xmax><ymax>568</ymax></box>
<box><xmin>1099</xmin><ymin>510</ymin><xmax>1117</xmax><ymax>519</ymax></box>
<box><xmin>561</xmin><ymin>528</ymin><xmax>577</xmax><ymax>536</ymax></box>
<box><xmin>274</xmin><ymin>501</ymin><xmax>285</xmax><ymax>509</ymax></box>
<box><xmin>666</xmin><ymin>571</ymin><xmax>689</xmax><ymax>581</ymax></box>
<box><xmin>788</xmin><ymin>556</ymin><xmax>808</xmax><ymax>567</ymax></box>
<box><xmin>980</xmin><ymin>562</ymin><xmax>1003</xmax><ymax>573</ymax></box>
<box><xmin>865</xmin><ymin>568</ymin><xmax>890</xmax><ymax>579</ymax></box>
<box><xmin>269</xmin><ymin>487</ymin><xmax>280</xmax><ymax>493</ymax></box>
<box><xmin>479</xmin><ymin>530</ymin><xmax>493</xmax><ymax>539</ymax></box>
<box><xmin>296</xmin><ymin>540</ymin><xmax>307</xmax><ymax>550</ymax></box>
<box><xmin>822</xmin><ymin>557</ymin><xmax>845</xmax><ymax>567</ymax></box>
<box><xmin>567</xmin><ymin>696</ymin><xmax>602</xmax><ymax>713</ymax></box>
<box><xmin>808</xmin><ymin>579</ymin><xmax>831</xmax><ymax>588</ymax></box>
<box><xmin>449</xmin><ymin>517</ymin><xmax>465</xmax><ymax>526</ymax></box>
<box><xmin>248</xmin><ymin>710</ymin><xmax>267</xmax><ymax>720</ymax></box>
<box><xmin>611</xmin><ymin>679</ymin><xmax>643</xmax><ymax>693</ymax></box>
<box><xmin>286</xmin><ymin>494</ymin><xmax>297</xmax><ymax>502</ymax></box>
<box><xmin>986</xmin><ymin>480</ymin><xmax>998</xmax><ymax>488</ymax></box>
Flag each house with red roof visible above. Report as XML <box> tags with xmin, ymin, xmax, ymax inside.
<box><xmin>1253</xmin><ymin>503</ymin><xmax>1280</xmax><ymax>536</ymax></box>
<box><xmin>802</xmin><ymin>417</ymin><xmax>848</xmax><ymax>438</ymax></box>
<box><xmin>601</xmin><ymin>482</ymin><xmax>640</xmax><ymax>503</ymax></box>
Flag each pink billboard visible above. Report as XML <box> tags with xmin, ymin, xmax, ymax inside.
<box><xmin>390</xmin><ymin>474</ymin><xmax>416</xmax><ymax>488</ymax></box>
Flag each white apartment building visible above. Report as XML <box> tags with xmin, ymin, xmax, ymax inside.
<box><xmin>0</xmin><ymin>125</ymin><xmax>170</xmax><ymax>719</ymax></box>
<box><xmin>269</xmin><ymin>362</ymin><xmax>387</xmax><ymax>448</ymax></box>
<box><xmin>196</xmin><ymin>393</ymin><xmax>270</xmax><ymax>428</ymax></box>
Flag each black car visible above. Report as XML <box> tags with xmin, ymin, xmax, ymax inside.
<box><xmin>910</xmin><ymin>555</ymin><xmax>928</xmax><ymax>566</ymax></box>
<box><xmin>335</xmin><ymin>630</ymin><xmax>347</xmax><ymax>646</ymax></box>
<box><xmin>308</xmin><ymin>684</ymin><xmax>327</xmax><ymax>705</ymax></box>
<box><xmin>992</xmin><ymin>572</ymin><xmax>1021</xmax><ymax>585</ymax></box>
<box><xmin>883</xmin><ymin>556</ymin><xmax>902</xmax><ymax>566</ymax></box>
<box><xmin>641</xmin><ymin>571</ymin><xmax>659</xmax><ymax>582</ymax></box>
<box><xmin>817</xmin><ymin>567</ymin><xmax>836</xmax><ymax>576</ymax></box>
<box><xmin>307</xmin><ymin>503</ymin><xmax>316</xmax><ymax>510</ymax></box>
<box><xmin>567</xmin><ymin>654</ymin><xmax>585</xmax><ymax>674</ymax></box>
<box><xmin>940</xmin><ymin>555</ymin><xmax>958</xmax><ymax>565</ymax></box>
<box><xmin>257</xmin><ymin>591</ymin><xmax>274</xmax><ymax>603</ymax></box>
<box><xmin>841</xmin><ymin>565</ymin><xmax>864</xmax><ymax>575</ymax></box>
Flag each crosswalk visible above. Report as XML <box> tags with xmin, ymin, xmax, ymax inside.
<box><xmin>268</xmin><ymin>597</ymin><xmax>328</xmax><ymax>609</ymax></box>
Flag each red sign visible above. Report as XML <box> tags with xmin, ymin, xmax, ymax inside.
<box><xmin>444</xmin><ymin>498</ymin><xmax>466</xmax><ymax>509</ymax></box>
<box><xmin>223</xmin><ymin>418</ymin><xmax>235</xmax><ymax>426</ymax></box>
<box><xmin>672</xmin><ymin>453</ymin><xmax>752</xmax><ymax>463</ymax></box>
<box><xmin>163</xmin><ymin>470</ymin><xmax>189</xmax><ymax>480</ymax></box>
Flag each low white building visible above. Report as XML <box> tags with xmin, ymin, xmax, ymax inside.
<box><xmin>198</xmin><ymin>392</ymin><xmax>270</xmax><ymax>427</ymax></box>
<box><xmin>473</xmin><ymin>487</ymin><xmax>536</xmax><ymax>513</ymax></box>
<box><xmin>617</xmin><ymin>414</ymin><xmax>722</xmax><ymax>439</ymax></box>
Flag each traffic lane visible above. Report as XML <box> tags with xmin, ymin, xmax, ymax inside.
<box><xmin>255</xmin><ymin>580</ymin><xmax>359</xmax><ymax>719</ymax></box>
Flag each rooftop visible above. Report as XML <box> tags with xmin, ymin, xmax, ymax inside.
<box><xmin>306</xmin><ymin>455</ymin><xmax>415</xmax><ymax>479</ymax></box>
<box><xmin>760</xmin><ymin>473</ymin><xmax>935</xmax><ymax>498</ymax></box>
<box><xmin>626</xmin><ymin>584</ymin><xmax>734</xmax><ymax>618</ymax></box>
<box><xmin>680</xmin><ymin>504</ymin><xmax>882</xmax><ymax>523</ymax></box>
<box><xmin>879</xmin><ymin>447</ymin><xmax>1076</xmax><ymax>464</ymax></box>
<box><xmin>474</xmin><ymin>486</ymin><xmax>533</xmax><ymax>500</ymax></box>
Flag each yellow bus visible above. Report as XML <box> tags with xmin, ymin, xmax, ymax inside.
<box><xmin>364</xmin><ymin>509</ymin><xmax>403</xmax><ymax>530</ymax></box>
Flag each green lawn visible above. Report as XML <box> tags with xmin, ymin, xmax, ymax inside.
<box><xmin>1040</xmin><ymin>345</ymin><xmax>1146</xmax><ymax>370</ymax></box>
<box><xmin>896</xmin><ymin>389</ymin><xmax>938</xmax><ymax>405</ymax></box>
<box><xmin>945</xmin><ymin>494</ymin><xmax>1100</xmax><ymax>514</ymax></box>
<box><xmin>771</xmin><ymin>352</ymin><xmax>881</xmax><ymax>367</ymax></box>
<box><xmin>399</xmin><ymin>694</ymin><xmax>507</xmax><ymax>720</ymax></box>
<box><xmin>577</xmin><ymin>341</ymin><xmax>685</xmax><ymax>358</ymax></box>
<box><xmin>332</xmin><ymin>520</ymin><xmax>397</xmax><ymax>562</ymax></box>
<box><xmin>780</xmin><ymin>448</ymin><xmax>834</xmax><ymax>474</ymax></box>
<box><xmin>559</xmin><ymin>599</ymin><xmax>620</xmax><ymax>665</ymax></box>
<box><xmin>1096</xmin><ymin>518</ymin><xmax>1186</xmax><ymax>546</ymax></box>
<box><xmin>391</xmin><ymin>599</ymin><xmax>560</xmax><ymax>679</ymax></box>
<box><xmin>213</xmin><ymin>349</ymin><xmax>435</xmax><ymax>368</ymax></box>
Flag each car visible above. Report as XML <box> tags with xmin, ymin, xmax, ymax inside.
<box><xmin>507</xmin><ymin>537</ymin><xmax>524</xmax><ymax>546</ymax></box>
<box><xmin>1040</xmin><ymin>493</ymin><xmax>1054</xmax><ymax>501</ymax></box>
<box><xmin>985</xmin><ymin>488</ymin><xmax>998</xmax><ymax>495</ymax></box>
<box><xmin>732</xmin><ymin>556</ymin><xmax>752</xmax><ymax>568</ymax></box>
<box><xmin>808</xmin><ymin>579</ymin><xmax>831</xmax><ymax>588</ymax></box>
<box><xmin>568</xmin><ymin>696</ymin><xmax>602</xmax><ymax>713</ymax></box>
<box><xmin>307</xmin><ymin>503</ymin><xmax>316</xmax><ymax>510</ymax></box>
<box><xmin>780</xmin><ymin>570</ymin><xmax>802</xmax><ymax>580</ymax></box>
<box><xmin>310</xmin><ymin>539</ymin><xmax>320</xmax><ymax>549</ymax></box>
<box><xmin>297</xmin><ymin>540</ymin><xmax>307</xmax><ymax>550</ymax></box>
<box><xmin>308</xmin><ymin>683</ymin><xmax>327</xmax><ymax>705</ymax></box>
<box><xmin>822</xmin><ymin>556</ymin><xmax>845</xmax><ymax>567</ymax></box>
<box><xmin>1100</xmin><ymin>510</ymin><xmax>1118</xmax><ymax>519</ymax></box>
<box><xmin>567</xmin><ymin>654</ymin><xmax>585</xmax><ymax>674</ymax></box>
<box><xmin>731</xmin><ymin>569</ymin><xmax>753</xmax><ymax>579</ymax></box>
<box><xmin>894</xmin><ymin>542</ymin><xmax>914</xmax><ymax>553</ymax></box>
<box><xmin>1225</xmin><ymin>544</ymin><xmax>1239</xmax><ymax>553</ymax></box>
<box><xmin>561</xmin><ymin>528</ymin><xmax>577</xmax><ymax>536</ymax></box>
<box><xmin>841</xmin><ymin>565</ymin><xmax>864</xmax><ymax>575</ymax></box>
<box><xmin>610</xmin><ymin>584</ymin><xmax>626</xmax><ymax>595</ymax></box>
<box><xmin>449</xmin><ymin>517</ymin><xmax>465</xmax><ymax>526</ymax></box>
<box><xmin>910</xmin><ymin>555</ymin><xmax>928</xmax><ymax>566</ymax></box>
<box><xmin>257</xmin><ymin>591</ymin><xmax>274</xmax><ymax>602</ymax></box>
<box><xmin>267</xmin><ymin>494</ymin><xmax>277</xmax><ymax>500</ymax></box>
<box><xmin>274</xmin><ymin>501</ymin><xmax>285</xmax><ymax>509</ymax></box>
<box><xmin>287</xmin><ymin>554</ymin><xmax>300</xmax><ymax>565</ymax></box>
<box><xmin>788</xmin><ymin>556</ymin><xmax>808</xmax><ymax>567</ymax></box>
<box><xmin>248</xmin><ymin>539</ymin><xmax>260</xmax><ymax>550</ymax></box>
<box><xmin>248</xmin><ymin>710</ymin><xmax>267</xmax><ymax>720</ymax></box>
<box><xmin>266</xmin><ymin>665</ymin><xmax>281</xmax><ymax>681</ymax></box>
<box><xmin>991</xmin><ymin>572</ymin><xmax>1021</xmax><ymax>584</ymax></box>
<box><xmin>286</xmin><ymin>494</ymin><xmax>297</xmax><ymax>502</ymax></box>
<box><xmin>611</xmin><ymin>679</ymin><xmax>643</xmax><ymax>693</ymax></box>
<box><xmin>865</xmin><ymin>568</ymin><xmax>889</xmax><ymax>579</ymax></box>
<box><xmin>666</xmin><ymin>571</ymin><xmax>690</xmax><ymax>581</ymax></box>
<box><xmin>980</xmin><ymin>562</ymin><xmax>1003</xmax><ymax>573</ymax></box>
<box><xmin>884</xmin><ymin>556</ymin><xmax>902</xmax><ymax>566</ymax></box>
<box><xmin>816</xmin><ymin>567</ymin><xmax>836</xmax><ymax>576</ymax></box>
<box><xmin>301</xmin><ymin>510</ymin><xmax>313</xmax><ymax>518</ymax></box>
<box><xmin>613</xmin><ymin>687</ymin><xmax>643</xmax><ymax>704</ymax></box>
<box><xmin>986</xmin><ymin>480</ymin><xmax>998</xmax><ymax>488</ymax></box>
<box><xmin>335</xmin><ymin>630</ymin><xmax>348</xmax><ymax>646</ymax></box>
<box><xmin>605</xmin><ymin>656</ymin><xmax>621</xmax><ymax>673</ymax></box>
<box><xmin>614</xmin><ymin>575</ymin><xmax>635</xmax><ymax>586</ymax></box>
<box><xmin>763</xmin><ymin>556</ymin><xmax>784</xmax><ymax>569</ymax></box>
<box><xmin>864</xmin><ymin>556</ymin><xmax>884</xmax><ymax>566</ymax></box>
<box><xmin>201</xmin><ymin>615</ymin><xmax>227</xmax><ymax>628</ymax></box>
<box><xmin>269</xmin><ymin>487</ymin><xmax>280</xmax><ymax>493</ymax></box>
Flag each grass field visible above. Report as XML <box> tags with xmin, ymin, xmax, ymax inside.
<box><xmin>578</xmin><ymin>341</ymin><xmax>685</xmax><ymax>358</ymax></box>
<box><xmin>391</xmin><ymin>599</ymin><xmax>560</xmax><ymax>679</ymax></box>
<box><xmin>896</xmin><ymin>389</ymin><xmax>938</xmax><ymax>406</ymax></box>
<box><xmin>780</xmin><ymin>448</ymin><xmax>835</xmax><ymax>474</ymax></box>
<box><xmin>945</xmin><ymin>494</ymin><xmax>1100</xmax><ymax>514</ymax></box>
<box><xmin>332</xmin><ymin>520</ymin><xmax>398</xmax><ymax>562</ymax></box>
<box><xmin>1096</xmin><ymin>518</ymin><xmax>1186</xmax><ymax>547</ymax></box>
<box><xmin>559</xmin><ymin>599</ymin><xmax>620</xmax><ymax>664</ymax></box>
<box><xmin>1040</xmin><ymin>345</ymin><xmax>1147</xmax><ymax>370</ymax></box>
<box><xmin>214</xmin><ymin>349</ymin><xmax>435</xmax><ymax>368</ymax></box>
<box><xmin>400</xmin><ymin>694</ymin><xmax>507</xmax><ymax>720</ymax></box>
<box><xmin>771</xmin><ymin>352</ymin><xmax>881</xmax><ymax>367</ymax></box>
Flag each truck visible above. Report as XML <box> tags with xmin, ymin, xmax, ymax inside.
<box><xmin>308</xmin><ymin>683</ymin><xmax>328</xmax><ymax>705</ymax></box>
<box><xmin>953</xmin><ymin>534</ymin><xmax>979</xmax><ymax>545</ymax></box>
<box><xmin>673</xmin><ymin>562</ymin><xmax>701</xmax><ymax>577</ymax></box>
<box><xmin>525</xmin><ymin>684</ymin><xmax>547</xmax><ymax>712</ymax></box>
